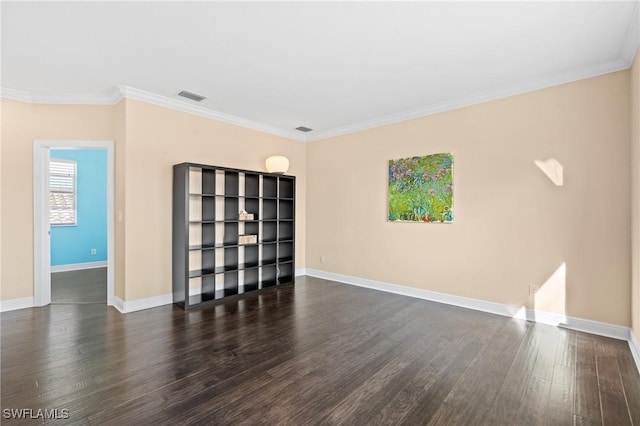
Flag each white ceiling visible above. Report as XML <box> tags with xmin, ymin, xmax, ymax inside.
<box><xmin>2</xmin><ymin>1</ymin><xmax>639</xmax><ymax>142</ymax></box>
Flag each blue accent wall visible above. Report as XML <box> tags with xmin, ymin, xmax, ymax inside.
<box><xmin>50</xmin><ymin>149</ymin><xmax>107</xmax><ymax>266</ymax></box>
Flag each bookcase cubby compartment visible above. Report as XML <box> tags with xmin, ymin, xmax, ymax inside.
<box><xmin>224</xmin><ymin>247</ymin><xmax>238</xmax><ymax>270</ymax></box>
<box><xmin>225</xmin><ymin>171</ymin><xmax>239</xmax><ymax>196</ymax></box>
<box><xmin>224</xmin><ymin>197</ymin><xmax>239</xmax><ymax>220</ymax></box>
<box><xmin>278</xmin><ymin>263</ymin><xmax>294</xmax><ymax>285</ymax></box>
<box><xmin>243</xmin><ymin>198</ymin><xmax>259</xmax><ymax>218</ymax></box>
<box><xmin>262</xmin><ymin>243</ymin><xmax>277</xmax><ymax>265</ymax></box>
<box><xmin>278</xmin><ymin>221</ymin><xmax>293</xmax><ymax>241</ymax></box>
<box><xmin>205</xmin><ymin>199</ymin><xmax>217</xmax><ymax>222</ymax></box>
<box><xmin>242</xmin><ymin>245</ymin><xmax>259</xmax><ymax>268</ymax></box>
<box><xmin>278</xmin><ymin>242</ymin><xmax>293</xmax><ymax>263</ymax></box>
<box><xmin>241</xmin><ymin>268</ymin><xmax>259</xmax><ymax>292</ymax></box>
<box><xmin>261</xmin><ymin>265</ymin><xmax>278</xmax><ymax>288</ymax></box>
<box><xmin>263</xmin><ymin>199</ymin><xmax>277</xmax><ymax>220</ymax></box>
<box><xmin>202</xmin><ymin>169</ymin><xmax>216</xmax><ymax>195</ymax></box>
<box><xmin>262</xmin><ymin>221</ymin><xmax>277</xmax><ymax>243</ymax></box>
<box><xmin>223</xmin><ymin>223</ymin><xmax>238</xmax><ymax>245</ymax></box>
<box><xmin>222</xmin><ymin>271</ymin><xmax>239</xmax><ymax>297</ymax></box>
<box><xmin>263</xmin><ymin>176</ymin><xmax>277</xmax><ymax>198</ymax></box>
<box><xmin>174</xmin><ymin>163</ymin><xmax>295</xmax><ymax>309</ymax></box>
<box><xmin>188</xmin><ymin>223</ymin><xmax>216</xmax><ymax>247</ymax></box>
<box><xmin>279</xmin><ymin>199</ymin><xmax>294</xmax><ymax>220</ymax></box>
<box><xmin>245</xmin><ymin>173</ymin><xmax>260</xmax><ymax>197</ymax></box>
<box><xmin>279</xmin><ymin>178</ymin><xmax>294</xmax><ymax>199</ymax></box>
<box><xmin>201</xmin><ymin>249</ymin><xmax>215</xmax><ymax>272</ymax></box>
<box><xmin>189</xmin><ymin>275</ymin><xmax>217</xmax><ymax>304</ymax></box>
<box><xmin>244</xmin><ymin>221</ymin><xmax>259</xmax><ymax>237</ymax></box>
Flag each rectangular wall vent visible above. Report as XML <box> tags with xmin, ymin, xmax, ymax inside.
<box><xmin>178</xmin><ymin>90</ymin><xmax>206</xmax><ymax>102</ymax></box>
<box><xmin>295</xmin><ymin>126</ymin><xmax>313</xmax><ymax>132</ymax></box>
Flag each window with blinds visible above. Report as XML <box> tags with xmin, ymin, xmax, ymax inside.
<box><xmin>50</xmin><ymin>158</ymin><xmax>77</xmax><ymax>225</ymax></box>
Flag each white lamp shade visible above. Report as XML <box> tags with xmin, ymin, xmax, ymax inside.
<box><xmin>265</xmin><ymin>155</ymin><xmax>289</xmax><ymax>174</ymax></box>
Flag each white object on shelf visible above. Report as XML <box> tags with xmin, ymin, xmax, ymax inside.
<box><xmin>239</xmin><ymin>210</ymin><xmax>254</xmax><ymax>220</ymax></box>
<box><xmin>239</xmin><ymin>234</ymin><xmax>257</xmax><ymax>245</ymax></box>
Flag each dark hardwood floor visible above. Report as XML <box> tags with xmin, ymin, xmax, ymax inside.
<box><xmin>51</xmin><ymin>268</ymin><xmax>107</xmax><ymax>304</ymax></box>
<box><xmin>2</xmin><ymin>276</ymin><xmax>639</xmax><ymax>425</ymax></box>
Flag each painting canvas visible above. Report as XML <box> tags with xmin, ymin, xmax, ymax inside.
<box><xmin>388</xmin><ymin>153</ymin><xmax>453</xmax><ymax>223</ymax></box>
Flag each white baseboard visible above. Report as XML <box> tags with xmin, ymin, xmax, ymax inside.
<box><xmin>630</xmin><ymin>332</ymin><xmax>640</xmax><ymax>374</ymax></box>
<box><xmin>0</xmin><ymin>297</ymin><xmax>35</xmax><ymax>312</ymax></box>
<box><xmin>112</xmin><ymin>296</ymin><xmax>125</xmax><ymax>313</ymax></box>
<box><xmin>304</xmin><ymin>269</ymin><xmax>631</xmax><ymax>342</ymax></box>
<box><xmin>295</xmin><ymin>268</ymin><xmax>307</xmax><ymax>277</ymax></box>
<box><xmin>557</xmin><ymin>316</ymin><xmax>631</xmax><ymax>341</ymax></box>
<box><xmin>114</xmin><ymin>293</ymin><xmax>173</xmax><ymax>313</ymax></box>
<box><xmin>51</xmin><ymin>261</ymin><xmax>107</xmax><ymax>273</ymax></box>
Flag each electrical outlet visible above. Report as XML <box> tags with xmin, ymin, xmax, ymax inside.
<box><xmin>91</xmin><ymin>248</ymin><xmax>97</xmax><ymax>256</ymax></box>
<box><xmin>320</xmin><ymin>255</ymin><xmax>326</xmax><ymax>264</ymax></box>
<box><xmin>529</xmin><ymin>284</ymin><xmax>539</xmax><ymax>296</ymax></box>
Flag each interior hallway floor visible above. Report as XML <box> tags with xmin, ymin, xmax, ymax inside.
<box><xmin>51</xmin><ymin>267</ymin><xmax>107</xmax><ymax>304</ymax></box>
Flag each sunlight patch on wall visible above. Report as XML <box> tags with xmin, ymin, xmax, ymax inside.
<box><xmin>513</xmin><ymin>262</ymin><xmax>567</xmax><ymax>325</ymax></box>
<box><xmin>535</xmin><ymin>159</ymin><xmax>564</xmax><ymax>186</ymax></box>
<box><xmin>534</xmin><ymin>262</ymin><xmax>567</xmax><ymax>317</ymax></box>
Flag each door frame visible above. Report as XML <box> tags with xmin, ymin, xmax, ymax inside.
<box><xmin>33</xmin><ymin>140</ymin><xmax>115</xmax><ymax>306</ymax></box>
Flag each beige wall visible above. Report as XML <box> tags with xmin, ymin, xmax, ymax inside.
<box><xmin>0</xmin><ymin>69</ymin><xmax>633</xmax><ymax>327</ymax></box>
<box><xmin>122</xmin><ymin>99</ymin><xmax>306</xmax><ymax>300</ymax></box>
<box><xmin>1</xmin><ymin>100</ymin><xmax>35</xmax><ymax>300</ymax></box>
<box><xmin>114</xmin><ymin>100</ymin><xmax>127</xmax><ymax>299</ymax></box>
<box><xmin>632</xmin><ymin>49</ymin><xmax>640</xmax><ymax>342</ymax></box>
<box><xmin>307</xmin><ymin>71</ymin><xmax>631</xmax><ymax>326</ymax></box>
<box><xmin>1</xmin><ymin>101</ymin><xmax>115</xmax><ymax>300</ymax></box>
<box><xmin>0</xmin><ymin>98</ymin><xmax>305</xmax><ymax>302</ymax></box>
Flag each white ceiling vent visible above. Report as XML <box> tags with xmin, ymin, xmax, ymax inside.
<box><xmin>177</xmin><ymin>90</ymin><xmax>206</xmax><ymax>102</ymax></box>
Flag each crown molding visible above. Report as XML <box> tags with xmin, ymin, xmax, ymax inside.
<box><xmin>0</xmin><ymin>86</ymin><xmax>122</xmax><ymax>105</ymax></box>
<box><xmin>117</xmin><ymin>86</ymin><xmax>307</xmax><ymax>142</ymax></box>
<box><xmin>1</xmin><ymin>45</ymin><xmax>634</xmax><ymax>144</ymax></box>
<box><xmin>0</xmin><ymin>87</ymin><xmax>32</xmax><ymax>103</ymax></box>
<box><xmin>0</xmin><ymin>85</ymin><xmax>305</xmax><ymax>142</ymax></box>
<box><xmin>306</xmin><ymin>58</ymin><xmax>631</xmax><ymax>142</ymax></box>
<box><xmin>30</xmin><ymin>91</ymin><xmax>121</xmax><ymax>105</ymax></box>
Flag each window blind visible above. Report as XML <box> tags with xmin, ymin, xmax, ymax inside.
<box><xmin>50</xmin><ymin>159</ymin><xmax>76</xmax><ymax>225</ymax></box>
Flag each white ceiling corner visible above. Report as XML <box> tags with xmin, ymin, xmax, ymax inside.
<box><xmin>620</xmin><ymin>0</ymin><xmax>640</xmax><ymax>67</ymax></box>
<box><xmin>1</xmin><ymin>1</ymin><xmax>639</xmax><ymax>143</ymax></box>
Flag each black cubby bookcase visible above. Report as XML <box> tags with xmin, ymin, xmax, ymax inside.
<box><xmin>173</xmin><ymin>163</ymin><xmax>296</xmax><ymax>309</ymax></box>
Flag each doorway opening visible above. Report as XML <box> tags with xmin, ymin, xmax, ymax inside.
<box><xmin>33</xmin><ymin>140</ymin><xmax>115</xmax><ymax>307</ymax></box>
<box><xmin>49</xmin><ymin>150</ymin><xmax>107</xmax><ymax>304</ymax></box>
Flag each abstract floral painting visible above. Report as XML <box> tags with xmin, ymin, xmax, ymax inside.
<box><xmin>388</xmin><ymin>153</ymin><xmax>453</xmax><ymax>223</ymax></box>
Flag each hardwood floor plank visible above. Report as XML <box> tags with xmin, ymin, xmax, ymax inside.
<box><xmin>1</xmin><ymin>276</ymin><xmax>637</xmax><ymax>425</ymax></box>
<box><xmin>51</xmin><ymin>268</ymin><xmax>107</xmax><ymax>304</ymax></box>
<box><xmin>617</xmin><ymin>350</ymin><xmax>640</xmax><ymax>424</ymax></box>
<box><xmin>596</xmin><ymin>355</ymin><xmax>633</xmax><ymax>425</ymax></box>
<box><xmin>544</xmin><ymin>330</ymin><xmax>577</xmax><ymax>425</ymax></box>
<box><xmin>516</xmin><ymin>324</ymin><xmax>564</xmax><ymax>425</ymax></box>
<box><xmin>575</xmin><ymin>333</ymin><xmax>603</xmax><ymax>424</ymax></box>
<box><xmin>397</xmin><ymin>340</ymin><xmax>484</xmax><ymax>424</ymax></box>
<box><xmin>427</xmin><ymin>319</ymin><xmax>529</xmax><ymax>426</ymax></box>
<box><xmin>574</xmin><ymin>414</ymin><xmax>603</xmax><ymax>425</ymax></box>
<box><xmin>481</xmin><ymin>322</ymin><xmax>539</xmax><ymax>424</ymax></box>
